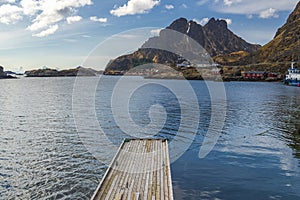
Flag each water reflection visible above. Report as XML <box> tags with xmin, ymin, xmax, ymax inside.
<box><xmin>286</xmin><ymin>103</ymin><xmax>300</xmax><ymax>158</ymax></box>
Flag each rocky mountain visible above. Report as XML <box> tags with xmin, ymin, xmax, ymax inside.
<box><xmin>242</xmin><ymin>1</ymin><xmax>300</xmax><ymax>65</ymax></box>
<box><xmin>105</xmin><ymin>17</ymin><xmax>260</xmax><ymax>73</ymax></box>
<box><xmin>145</xmin><ymin>17</ymin><xmax>260</xmax><ymax>57</ymax></box>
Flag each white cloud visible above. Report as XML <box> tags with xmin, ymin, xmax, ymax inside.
<box><xmin>181</xmin><ymin>3</ymin><xmax>188</xmax><ymax>8</ymax></box>
<box><xmin>223</xmin><ymin>0</ymin><xmax>232</xmax><ymax>6</ymax></box>
<box><xmin>33</xmin><ymin>25</ymin><xmax>59</xmax><ymax>37</ymax></box>
<box><xmin>150</xmin><ymin>28</ymin><xmax>163</xmax><ymax>36</ymax></box>
<box><xmin>197</xmin><ymin>0</ymin><xmax>209</xmax><ymax>6</ymax></box>
<box><xmin>110</xmin><ymin>0</ymin><xmax>160</xmax><ymax>17</ymax></box>
<box><xmin>0</xmin><ymin>4</ymin><xmax>23</xmax><ymax>24</ymax></box>
<box><xmin>165</xmin><ymin>4</ymin><xmax>174</xmax><ymax>10</ymax></box>
<box><xmin>214</xmin><ymin>0</ymin><xmax>298</xmax><ymax>15</ymax></box>
<box><xmin>66</xmin><ymin>15</ymin><xmax>82</xmax><ymax>24</ymax></box>
<box><xmin>20</xmin><ymin>0</ymin><xmax>39</xmax><ymax>16</ymax></box>
<box><xmin>90</xmin><ymin>16</ymin><xmax>107</xmax><ymax>23</ymax></box>
<box><xmin>27</xmin><ymin>12</ymin><xmax>64</xmax><ymax>32</ymax></box>
<box><xmin>221</xmin><ymin>18</ymin><xmax>232</xmax><ymax>25</ymax></box>
<box><xmin>193</xmin><ymin>17</ymin><xmax>209</xmax><ymax>26</ymax></box>
<box><xmin>0</xmin><ymin>0</ymin><xmax>93</xmax><ymax>37</ymax></box>
<box><xmin>259</xmin><ymin>8</ymin><xmax>279</xmax><ymax>19</ymax></box>
<box><xmin>223</xmin><ymin>0</ymin><xmax>241</xmax><ymax>6</ymax></box>
<box><xmin>28</xmin><ymin>0</ymin><xmax>92</xmax><ymax>37</ymax></box>
<box><xmin>193</xmin><ymin>17</ymin><xmax>232</xmax><ymax>26</ymax></box>
<box><xmin>0</xmin><ymin>0</ymin><xmax>16</xmax><ymax>3</ymax></box>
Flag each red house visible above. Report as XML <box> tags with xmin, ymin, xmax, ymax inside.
<box><xmin>243</xmin><ymin>71</ymin><xmax>267</xmax><ymax>79</ymax></box>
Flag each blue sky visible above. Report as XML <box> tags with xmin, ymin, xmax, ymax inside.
<box><xmin>0</xmin><ymin>0</ymin><xmax>298</xmax><ymax>71</ymax></box>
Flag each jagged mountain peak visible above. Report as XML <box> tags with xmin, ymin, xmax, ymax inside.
<box><xmin>164</xmin><ymin>17</ymin><xmax>259</xmax><ymax>56</ymax></box>
<box><xmin>205</xmin><ymin>18</ymin><xmax>228</xmax><ymax>29</ymax></box>
<box><xmin>167</xmin><ymin>17</ymin><xmax>229</xmax><ymax>34</ymax></box>
<box><xmin>167</xmin><ymin>17</ymin><xmax>189</xmax><ymax>33</ymax></box>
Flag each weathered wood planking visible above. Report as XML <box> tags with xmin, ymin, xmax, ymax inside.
<box><xmin>91</xmin><ymin>139</ymin><xmax>174</xmax><ymax>200</ymax></box>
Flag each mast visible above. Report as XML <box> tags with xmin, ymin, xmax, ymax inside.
<box><xmin>291</xmin><ymin>61</ymin><xmax>295</xmax><ymax>69</ymax></box>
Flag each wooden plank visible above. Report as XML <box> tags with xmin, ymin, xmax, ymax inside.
<box><xmin>124</xmin><ymin>141</ymin><xmax>136</xmax><ymax>200</ymax></box>
<box><xmin>160</xmin><ymin>141</ymin><xmax>165</xmax><ymax>200</ymax></box>
<box><xmin>147</xmin><ymin>141</ymin><xmax>154</xmax><ymax>200</ymax></box>
<box><xmin>163</xmin><ymin>140</ymin><xmax>169</xmax><ymax>200</ymax></box>
<box><xmin>113</xmin><ymin>142</ymin><xmax>133</xmax><ymax>199</ymax></box>
<box><xmin>91</xmin><ymin>139</ymin><xmax>173</xmax><ymax>200</ymax></box>
<box><xmin>104</xmin><ymin>175</ymin><xmax>119</xmax><ymax>200</ymax></box>
<box><xmin>165</xmin><ymin>141</ymin><xmax>174</xmax><ymax>200</ymax></box>
<box><xmin>91</xmin><ymin>140</ymin><xmax>126</xmax><ymax>199</ymax></box>
<box><xmin>136</xmin><ymin>140</ymin><xmax>146</xmax><ymax>198</ymax></box>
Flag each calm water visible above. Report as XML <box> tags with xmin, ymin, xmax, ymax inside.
<box><xmin>1</xmin><ymin>76</ymin><xmax>300</xmax><ymax>199</ymax></box>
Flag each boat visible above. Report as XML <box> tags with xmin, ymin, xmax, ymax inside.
<box><xmin>284</xmin><ymin>62</ymin><xmax>300</xmax><ymax>86</ymax></box>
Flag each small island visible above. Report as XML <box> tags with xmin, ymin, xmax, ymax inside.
<box><xmin>0</xmin><ymin>66</ymin><xmax>17</xmax><ymax>79</ymax></box>
<box><xmin>24</xmin><ymin>66</ymin><xmax>103</xmax><ymax>77</ymax></box>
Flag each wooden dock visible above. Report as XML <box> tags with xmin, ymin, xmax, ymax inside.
<box><xmin>91</xmin><ymin>139</ymin><xmax>174</xmax><ymax>200</ymax></box>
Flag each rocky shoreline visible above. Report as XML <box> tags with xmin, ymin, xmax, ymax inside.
<box><xmin>143</xmin><ymin>75</ymin><xmax>282</xmax><ymax>82</ymax></box>
<box><xmin>104</xmin><ymin>64</ymin><xmax>284</xmax><ymax>82</ymax></box>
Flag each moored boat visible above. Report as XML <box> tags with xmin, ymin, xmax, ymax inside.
<box><xmin>284</xmin><ymin>62</ymin><xmax>300</xmax><ymax>86</ymax></box>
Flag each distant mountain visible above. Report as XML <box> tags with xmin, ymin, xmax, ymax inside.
<box><xmin>242</xmin><ymin>1</ymin><xmax>300</xmax><ymax>65</ymax></box>
<box><xmin>25</xmin><ymin>66</ymin><xmax>101</xmax><ymax>77</ymax></box>
<box><xmin>105</xmin><ymin>17</ymin><xmax>260</xmax><ymax>73</ymax></box>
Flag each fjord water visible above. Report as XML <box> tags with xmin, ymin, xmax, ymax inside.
<box><xmin>0</xmin><ymin>76</ymin><xmax>300</xmax><ymax>199</ymax></box>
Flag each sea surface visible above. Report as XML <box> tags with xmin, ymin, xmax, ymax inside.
<box><xmin>0</xmin><ymin>76</ymin><xmax>300</xmax><ymax>199</ymax></box>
